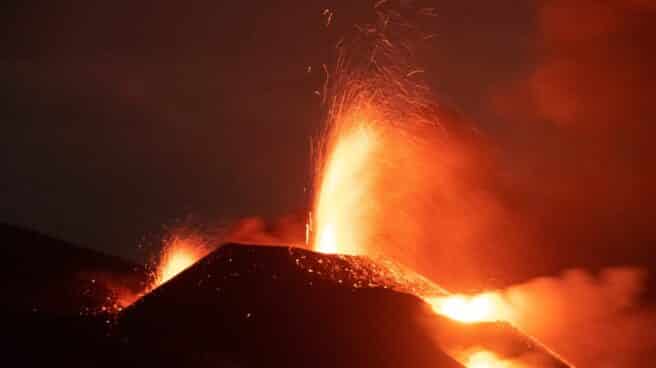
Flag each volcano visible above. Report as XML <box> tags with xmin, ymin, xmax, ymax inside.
<box><xmin>0</xmin><ymin>224</ymin><xmax>570</xmax><ymax>367</ymax></box>
<box><xmin>0</xmin><ymin>226</ymin><xmax>567</xmax><ymax>368</ymax></box>
<box><xmin>118</xmin><ymin>244</ymin><xmax>571</xmax><ymax>368</ymax></box>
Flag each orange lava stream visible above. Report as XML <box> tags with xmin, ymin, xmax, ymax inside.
<box><xmin>466</xmin><ymin>351</ymin><xmax>509</xmax><ymax>368</ymax></box>
<box><xmin>424</xmin><ymin>292</ymin><xmax>510</xmax><ymax>324</ymax></box>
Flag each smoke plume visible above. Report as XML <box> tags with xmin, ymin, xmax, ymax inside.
<box><xmin>493</xmin><ymin>267</ymin><xmax>656</xmax><ymax>367</ymax></box>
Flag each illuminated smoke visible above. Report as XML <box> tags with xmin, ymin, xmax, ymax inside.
<box><xmin>423</xmin><ymin>267</ymin><xmax>656</xmax><ymax>367</ymax></box>
<box><xmin>490</xmin><ymin>267</ymin><xmax>656</xmax><ymax>367</ymax></box>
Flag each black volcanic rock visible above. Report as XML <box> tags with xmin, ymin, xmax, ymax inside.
<box><xmin>118</xmin><ymin>244</ymin><xmax>464</xmax><ymax>368</ymax></box>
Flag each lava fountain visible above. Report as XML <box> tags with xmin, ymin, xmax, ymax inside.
<box><xmin>310</xmin><ymin>95</ymin><xmax>518</xmax><ymax>365</ymax></box>
<box><xmin>310</xmin><ymin>6</ymin><xmax>504</xmax><ymax>318</ymax></box>
<box><xmin>313</xmin><ymin>106</ymin><xmax>381</xmax><ymax>256</ymax></box>
<box><xmin>111</xmin><ymin>231</ymin><xmax>212</xmax><ymax>310</ymax></box>
<box><xmin>151</xmin><ymin>232</ymin><xmax>212</xmax><ymax>289</ymax></box>
<box><xmin>308</xmin><ymin>6</ymin><xmax>572</xmax><ymax>368</ymax></box>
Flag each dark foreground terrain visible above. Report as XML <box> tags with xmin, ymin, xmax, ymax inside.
<box><xmin>0</xmin><ymin>224</ymin><xmax>568</xmax><ymax>367</ymax></box>
<box><xmin>0</xmin><ymin>224</ymin><xmax>146</xmax><ymax>366</ymax></box>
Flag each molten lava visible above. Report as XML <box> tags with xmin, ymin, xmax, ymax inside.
<box><xmin>425</xmin><ymin>293</ymin><xmax>508</xmax><ymax>324</ymax></box>
<box><xmin>313</xmin><ymin>116</ymin><xmax>379</xmax><ymax>256</ymax></box>
<box><xmin>157</xmin><ymin>247</ymin><xmax>196</xmax><ymax>285</ymax></box>
<box><xmin>316</xmin><ymin>223</ymin><xmax>338</xmax><ymax>254</ymax></box>
<box><xmin>152</xmin><ymin>234</ymin><xmax>211</xmax><ymax>289</ymax></box>
<box><xmin>466</xmin><ymin>351</ymin><xmax>508</xmax><ymax>368</ymax></box>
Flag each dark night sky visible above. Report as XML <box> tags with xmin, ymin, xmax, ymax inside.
<box><xmin>2</xmin><ymin>1</ymin><xmax>654</xmax><ymax>276</ymax></box>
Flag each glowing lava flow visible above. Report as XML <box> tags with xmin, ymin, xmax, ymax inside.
<box><xmin>466</xmin><ymin>351</ymin><xmax>509</xmax><ymax>368</ymax></box>
<box><xmin>424</xmin><ymin>292</ymin><xmax>509</xmax><ymax>324</ymax></box>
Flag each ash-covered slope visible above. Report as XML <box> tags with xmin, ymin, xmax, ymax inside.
<box><xmin>119</xmin><ymin>244</ymin><xmax>464</xmax><ymax>368</ymax></box>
